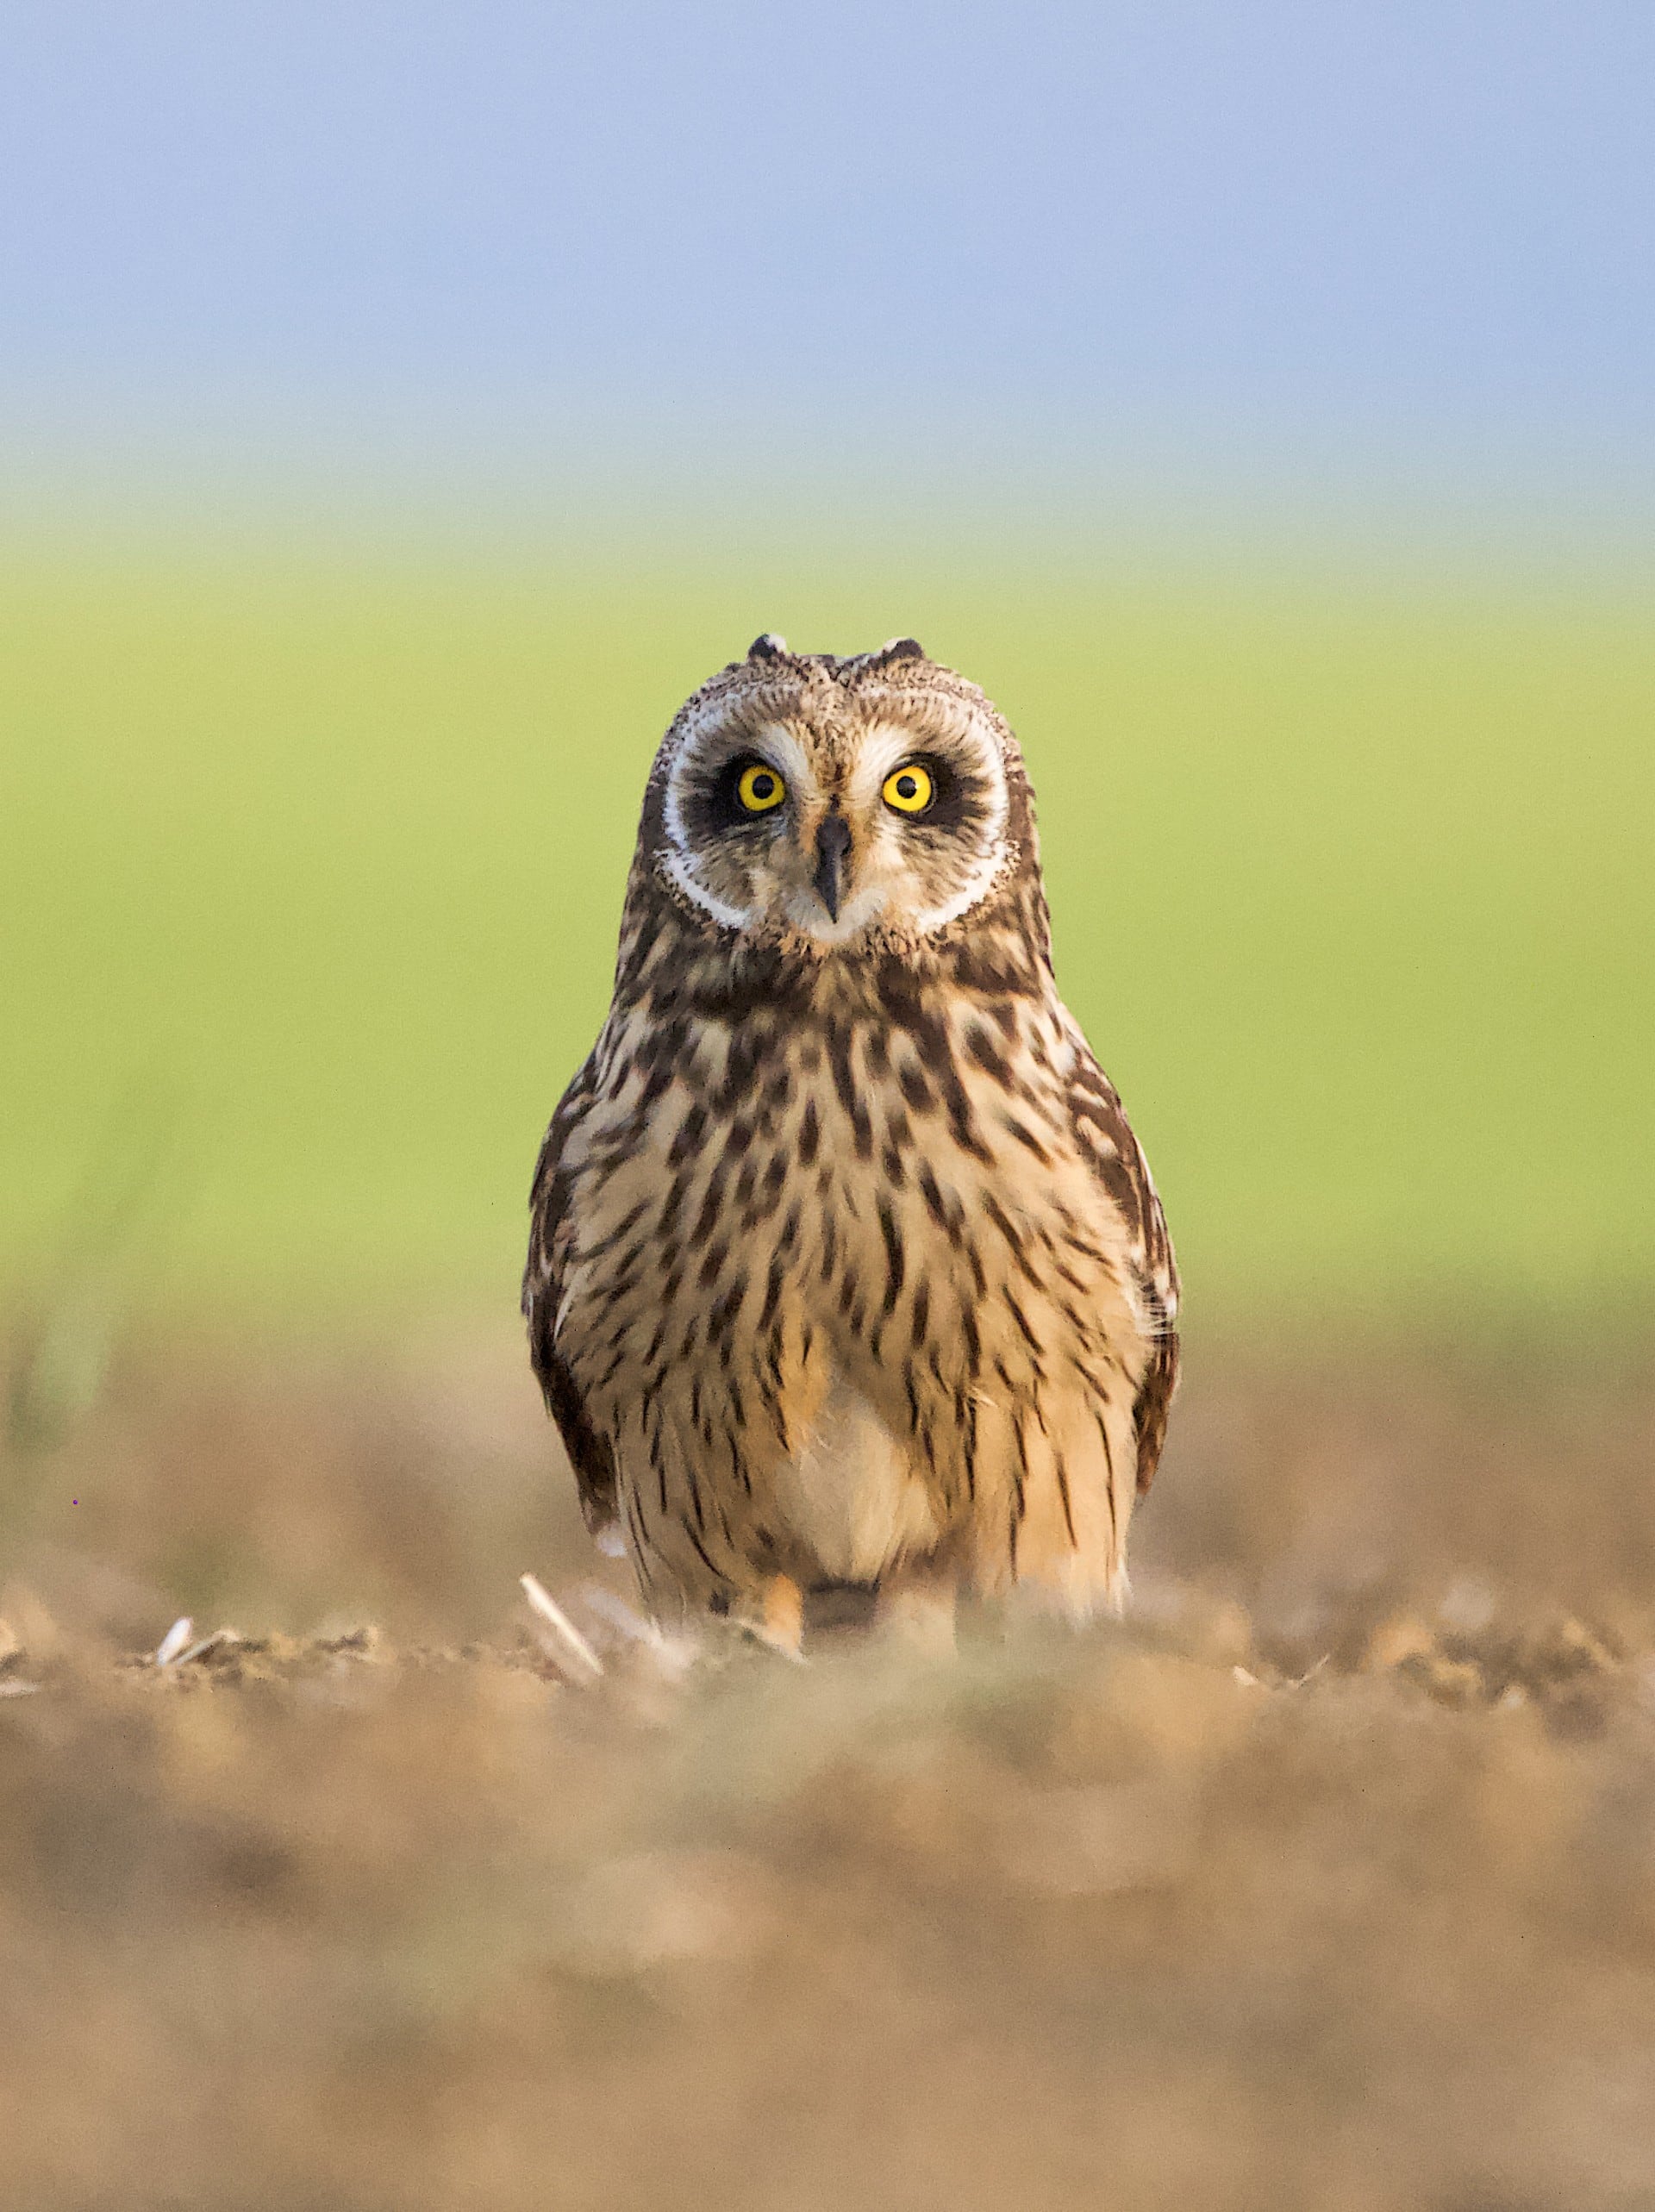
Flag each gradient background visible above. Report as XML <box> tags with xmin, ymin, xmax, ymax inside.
<box><xmin>3</xmin><ymin>1</ymin><xmax>1652</xmax><ymax>1338</ymax></box>
<box><xmin>6</xmin><ymin>18</ymin><xmax>1655</xmax><ymax>2209</ymax></box>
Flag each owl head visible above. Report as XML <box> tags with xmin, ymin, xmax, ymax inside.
<box><xmin>640</xmin><ymin>635</ymin><xmax>1038</xmax><ymax>953</ymax></box>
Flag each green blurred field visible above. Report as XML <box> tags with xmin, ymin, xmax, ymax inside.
<box><xmin>3</xmin><ymin>541</ymin><xmax>1652</xmax><ymax>1331</ymax></box>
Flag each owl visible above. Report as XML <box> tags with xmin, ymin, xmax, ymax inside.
<box><xmin>524</xmin><ymin>635</ymin><xmax>1178</xmax><ymax>1649</ymax></box>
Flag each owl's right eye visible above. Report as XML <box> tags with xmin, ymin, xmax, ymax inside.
<box><xmin>736</xmin><ymin>762</ymin><xmax>786</xmax><ymax>814</ymax></box>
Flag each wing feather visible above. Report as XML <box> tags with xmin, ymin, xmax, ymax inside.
<box><xmin>1060</xmin><ymin>1019</ymin><xmax>1181</xmax><ymax>1495</ymax></box>
<box><xmin>522</xmin><ymin>1057</ymin><xmax>619</xmax><ymax>1531</ymax></box>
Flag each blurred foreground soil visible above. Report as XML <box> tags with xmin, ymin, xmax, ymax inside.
<box><xmin>3</xmin><ymin>1323</ymin><xmax>1655</xmax><ymax>2211</ymax></box>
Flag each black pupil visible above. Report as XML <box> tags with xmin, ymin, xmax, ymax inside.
<box><xmin>896</xmin><ymin>773</ymin><xmax>918</xmax><ymax>799</ymax></box>
<box><xmin>751</xmin><ymin>773</ymin><xmax>774</xmax><ymax>800</ymax></box>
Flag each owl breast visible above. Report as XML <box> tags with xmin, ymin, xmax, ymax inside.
<box><xmin>545</xmin><ymin>978</ymin><xmax>1158</xmax><ymax>1622</ymax></box>
<box><xmin>769</xmin><ymin>1369</ymin><xmax>939</xmax><ymax>1584</ymax></box>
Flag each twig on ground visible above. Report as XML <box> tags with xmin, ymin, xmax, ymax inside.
<box><xmin>579</xmin><ymin>1584</ymin><xmax>699</xmax><ymax>1681</ymax></box>
<box><xmin>578</xmin><ymin>1584</ymin><xmax>657</xmax><ymax>1645</ymax></box>
<box><xmin>520</xmin><ymin>1572</ymin><xmax>604</xmax><ymax>1679</ymax></box>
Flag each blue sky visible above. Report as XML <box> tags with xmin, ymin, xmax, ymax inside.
<box><xmin>3</xmin><ymin>1</ymin><xmax>1651</xmax><ymax>514</ymax></box>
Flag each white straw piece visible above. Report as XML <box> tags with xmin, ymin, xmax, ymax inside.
<box><xmin>520</xmin><ymin>1572</ymin><xmax>604</xmax><ymax>1678</ymax></box>
<box><xmin>176</xmin><ymin>1628</ymin><xmax>240</xmax><ymax>1666</ymax></box>
<box><xmin>578</xmin><ymin>1585</ymin><xmax>699</xmax><ymax>1683</ymax></box>
<box><xmin>578</xmin><ymin>1584</ymin><xmax>657</xmax><ymax>1645</ymax></box>
<box><xmin>155</xmin><ymin>1617</ymin><xmax>194</xmax><ymax>1666</ymax></box>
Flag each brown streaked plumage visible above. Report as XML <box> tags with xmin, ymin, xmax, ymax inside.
<box><xmin>524</xmin><ymin>635</ymin><xmax>1178</xmax><ymax>1641</ymax></box>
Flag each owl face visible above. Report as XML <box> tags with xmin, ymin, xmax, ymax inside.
<box><xmin>650</xmin><ymin>637</ymin><xmax>1025</xmax><ymax>950</ymax></box>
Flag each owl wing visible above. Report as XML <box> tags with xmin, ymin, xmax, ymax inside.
<box><xmin>522</xmin><ymin>1055</ymin><xmax>619</xmax><ymax>1532</ymax></box>
<box><xmin>1061</xmin><ymin>1018</ymin><xmax>1182</xmax><ymax>1495</ymax></box>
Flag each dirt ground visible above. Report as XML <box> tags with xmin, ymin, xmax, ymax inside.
<box><xmin>3</xmin><ymin>1321</ymin><xmax>1655</xmax><ymax>2211</ymax></box>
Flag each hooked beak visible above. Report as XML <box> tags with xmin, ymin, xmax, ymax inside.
<box><xmin>812</xmin><ymin>813</ymin><xmax>852</xmax><ymax>922</ymax></box>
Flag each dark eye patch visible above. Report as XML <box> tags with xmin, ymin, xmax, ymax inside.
<box><xmin>682</xmin><ymin>753</ymin><xmax>790</xmax><ymax>841</ymax></box>
<box><xmin>889</xmin><ymin>753</ymin><xmax>984</xmax><ymax>837</ymax></box>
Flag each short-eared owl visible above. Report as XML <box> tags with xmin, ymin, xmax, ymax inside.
<box><xmin>525</xmin><ymin>636</ymin><xmax>1177</xmax><ymax>1645</ymax></box>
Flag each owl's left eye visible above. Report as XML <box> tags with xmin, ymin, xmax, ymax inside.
<box><xmin>736</xmin><ymin>762</ymin><xmax>786</xmax><ymax>814</ymax></box>
<box><xmin>882</xmin><ymin>762</ymin><xmax>934</xmax><ymax>815</ymax></box>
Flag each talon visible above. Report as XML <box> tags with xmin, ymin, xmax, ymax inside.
<box><xmin>755</xmin><ymin>1572</ymin><xmax>805</xmax><ymax>1659</ymax></box>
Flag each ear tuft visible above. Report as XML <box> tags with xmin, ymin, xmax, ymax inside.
<box><xmin>747</xmin><ymin>633</ymin><xmax>789</xmax><ymax>662</ymax></box>
<box><xmin>873</xmin><ymin>636</ymin><xmax>925</xmax><ymax>665</ymax></box>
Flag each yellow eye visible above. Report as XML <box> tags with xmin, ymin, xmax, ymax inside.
<box><xmin>882</xmin><ymin>762</ymin><xmax>934</xmax><ymax>815</ymax></box>
<box><xmin>736</xmin><ymin>762</ymin><xmax>785</xmax><ymax>813</ymax></box>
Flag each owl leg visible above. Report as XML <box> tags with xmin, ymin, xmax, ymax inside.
<box><xmin>751</xmin><ymin>1572</ymin><xmax>805</xmax><ymax>1659</ymax></box>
